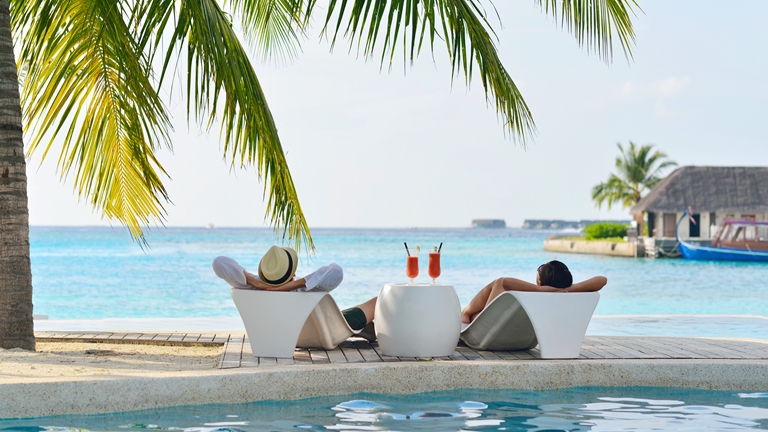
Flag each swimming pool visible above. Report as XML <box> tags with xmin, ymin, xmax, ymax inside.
<box><xmin>2</xmin><ymin>387</ymin><xmax>767</xmax><ymax>430</ymax></box>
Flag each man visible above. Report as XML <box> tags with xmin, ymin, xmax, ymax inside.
<box><xmin>212</xmin><ymin>246</ymin><xmax>376</xmax><ymax>335</ymax></box>
<box><xmin>461</xmin><ymin>260</ymin><xmax>607</xmax><ymax>324</ymax></box>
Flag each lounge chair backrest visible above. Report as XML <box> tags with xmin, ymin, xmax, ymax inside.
<box><xmin>296</xmin><ymin>294</ymin><xmax>355</xmax><ymax>349</ymax></box>
<box><xmin>460</xmin><ymin>293</ymin><xmax>538</xmax><ymax>351</ymax></box>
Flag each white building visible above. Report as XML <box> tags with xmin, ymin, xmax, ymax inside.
<box><xmin>631</xmin><ymin>166</ymin><xmax>768</xmax><ymax>240</ymax></box>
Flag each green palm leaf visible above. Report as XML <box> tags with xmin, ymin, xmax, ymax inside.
<box><xmin>317</xmin><ymin>0</ymin><xmax>536</xmax><ymax>142</ymax></box>
<box><xmin>538</xmin><ymin>0</ymin><xmax>641</xmax><ymax>62</ymax></box>
<box><xmin>592</xmin><ymin>141</ymin><xmax>676</xmax><ymax>210</ymax></box>
<box><xmin>160</xmin><ymin>0</ymin><xmax>312</xmax><ymax>250</ymax></box>
<box><xmin>14</xmin><ymin>0</ymin><xmax>172</xmax><ymax>244</ymax></box>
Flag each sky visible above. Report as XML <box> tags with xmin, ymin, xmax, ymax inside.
<box><xmin>25</xmin><ymin>1</ymin><xmax>768</xmax><ymax>230</ymax></box>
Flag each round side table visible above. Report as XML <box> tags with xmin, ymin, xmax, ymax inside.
<box><xmin>374</xmin><ymin>283</ymin><xmax>461</xmax><ymax>357</ymax></box>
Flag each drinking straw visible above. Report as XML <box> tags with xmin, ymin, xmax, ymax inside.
<box><xmin>404</xmin><ymin>242</ymin><xmax>410</xmax><ymax>256</ymax></box>
<box><xmin>438</xmin><ymin>242</ymin><xmax>443</xmax><ymax>253</ymax></box>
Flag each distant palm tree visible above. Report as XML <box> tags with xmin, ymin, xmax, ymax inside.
<box><xmin>1</xmin><ymin>0</ymin><xmax>641</xmax><ymax>349</ymax></box>
<box><xmin>592</xmin><ymin>142</ymin><xmax>677</xmax><ymax>210</ymax></box>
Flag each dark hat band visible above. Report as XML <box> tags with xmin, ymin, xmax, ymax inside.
<box><xmin>262</xmin><ymin>250</ymin><xmax>295</xmax><ymax>285</ymax></box>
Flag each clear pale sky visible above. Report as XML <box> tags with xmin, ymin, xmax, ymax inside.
<box><xmin>26</xmin><ymin>1</ymin><xmax>768</xmax><ymax>230</ymax></box>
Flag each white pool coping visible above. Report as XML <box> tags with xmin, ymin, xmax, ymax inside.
<box><xmin>2</xmin><ymin>359</ymin><xmax>768</xmax><ymax>419</ymax></box>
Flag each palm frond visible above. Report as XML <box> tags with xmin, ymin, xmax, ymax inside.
<box><xmin>13</xmin><ymin>0</ymin><xmax>172</xmax><ymax>244</ymax></box>
<box><xmin>162</xmin><ymin>0</ymin><xmax>312</xmax><ymax>251</ymax></box>
<box><xmin>319</xmin><ymin>0</ymin><xmax>536</xmax><ymax>143</ymax></box>
<box><xmin>537</xmin><ymin>0</ymin><xmax>641</xmax><ymax>62</ymax></box>
<box><xmin>226</xmin><ymin>0</ymin><xmax>307</xmax><ymax>63</ymax></box>
<box><xmin>593</xmin><ymin>141</ymin><xmax>676</xmax><ymax>210</ymax></box>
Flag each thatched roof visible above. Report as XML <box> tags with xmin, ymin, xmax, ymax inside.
<box><xmin>631</xmin><ymin>166</ymin><xmax>768</xmax><ymax>215</ymax></box>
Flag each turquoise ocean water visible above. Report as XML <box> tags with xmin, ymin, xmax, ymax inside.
<box><xmin>29</xmin><ymin>227</ymin><xmax>768</xmax><ymax>337</ymax></box>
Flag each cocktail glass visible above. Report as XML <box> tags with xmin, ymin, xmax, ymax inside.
<box><xmin>428</xmin><ymin>251</ymin><xmax>441</xmax><ymax>284</ymax></box>
<box><xmin>406</xmin><ymin>249</ymin><xmax>419</xmax><ymax>284</ymax></box>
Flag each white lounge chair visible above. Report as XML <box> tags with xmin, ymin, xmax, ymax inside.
<box><xmin>460</xmin><ymin>291</ymin><xmax>599</xmax><ymax>359</ymax></box>
<box><xmin>230</xmin><ymin>289</ymin><xmax>358</xmax><ymax>358</ymax></box>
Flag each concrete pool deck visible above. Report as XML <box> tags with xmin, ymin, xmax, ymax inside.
<box><xmin>1</xmin><ymin>333</ymin><xmax>767</xmax><ymax>419</ymax></box>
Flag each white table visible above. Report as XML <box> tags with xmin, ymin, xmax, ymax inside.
<box><xmin>374</xmin><ymin>283</ymin><xmax>461</xmax><ymax>357</ymax></box>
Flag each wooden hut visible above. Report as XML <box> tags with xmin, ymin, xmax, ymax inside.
<box><xmin>631</xmin><ymin>166</ymin><xmax>768</xmax><ymax>240</ymax></box>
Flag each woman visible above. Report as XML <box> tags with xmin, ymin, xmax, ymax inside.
<box><xmin>460</xmin><ymin>260</ymin><xmax>607</xmax><ymax>324</ymax></box>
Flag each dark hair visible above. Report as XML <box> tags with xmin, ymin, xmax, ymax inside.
<box><xmin>537</xmin><ymin>260</ymin><xmax>573</xmax><ymax>288</ymax></box>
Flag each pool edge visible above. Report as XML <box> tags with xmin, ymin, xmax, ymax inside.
<box><xmin>2</xmin><ymin>359</ymin><xmax>768</xmax><ymax>419</ymax></box>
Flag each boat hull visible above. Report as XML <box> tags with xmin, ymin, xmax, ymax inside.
<box><xmin>678</xmin><ymin>241</ymin><xmax>768</xmax><ymax>262</ymax></box>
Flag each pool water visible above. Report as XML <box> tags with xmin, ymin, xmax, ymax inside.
<box><xmin>3</xmin><ymin>387</ymin><xmax>768</xmax><ymax>431</ymax></box>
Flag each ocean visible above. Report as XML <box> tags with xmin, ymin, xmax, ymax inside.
<box><xmin>29</xmin><ymin>226</ymin><xmax>768</xmax><ymax>338</ymax></box>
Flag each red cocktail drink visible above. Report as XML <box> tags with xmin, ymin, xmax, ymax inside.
<box><xmin>406</xmin><ymin>255</ymin><xmax>419</xmax><ymax>284</ymax></box>
<box><xmin>428</xmin><ymin>252</ymin><xmax>441</xmax><ymax>283</ymax></box>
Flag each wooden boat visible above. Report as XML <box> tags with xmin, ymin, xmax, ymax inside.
<box><xmin>676</xmin><ymin>210</ymin><xmax>768</xmax><ymax>261</ymax></box>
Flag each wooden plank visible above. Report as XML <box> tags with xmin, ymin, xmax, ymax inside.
<box><xmin>639</xmin><ymin>338</ymin><xmax>709</xmax><ymax>359</ymax></box>
<box><xmin>587</xmin><ymin>338</ymin><xmax>644</xmax><ymax>359</ymax></box>
<box><xmin>152</xmin><ymin>333</ymin><xmax>172</xmax><ymax>341</ymax></box>
<box><xmin>605</xmin><ymin>337</ymin><xmax>670</xmax><ymax>359</ymax></box>
<box><xmin>45</xmin><ymin>332</ymin><xmax>69</xmax><ymax>339</ymax></box>
<box><xmin>325</xmin><ymin>347</ymin><xmax>347</xmax><ymax>364</ymax></box>
<box><xmin>339</xmin><ymin>341</ymin><xmax>367</xmax><ymax>363</ymax></box>
<box><xmin>591</xmin><ymin>337</ymin><xmax>656</xmax><ymax>359</ymax></box>
<box><xmin>276</xmin><ymin>357</ymin><xmax>296</xmax><ymax>365</ymax></box>
<box><xmin>658</xmin><ymin>338</ymin><xmax>733</xmax><ymax>358</ymax></box>
<box><xmin>698</xmin><ymin>339</ymin><xmax>768</xmax><ymax>358</ymax></box>
<box><xmin>506</xmin><ymin>349</ymin><xmax>537</xmax><ymax>360</ymax></box>
<box><xmin>580</xmin><ymin>345</ymin><xmax>623</xmax><ymax>359</ymax></box>
<box><xmin>455</xmin><ymin>346</ymin><xmax>483</xmax><ymax>361</ymax></box>
<box><xmin>259</xmin><ymin>357</ymin><xmax>278</xmax><ymax>366</ymax></box>
<box><xmin>218</xmin><ymin>335</ymin><xmax>243</xmax><ymax>369</ymax></box>
<box><xmin>522</xmin><ymin>348</ymin><xmax>542</xmax><ymax>359</ymax></box>
<box><xmin>61</xmin><ymin>333</ymin><xmax>86</xmax><ymax>339</ymax></box>
<box><xmin>293</xmin><ymin>348</ymin><xmax>313</xmax><ymax>365</ymax></box>
<box><xmin>79</xmin><ymin>332</ymin><xmax>101</xmax><ymax>340</ymax></box>
<box><xmin>167</xmin><ymin>333</ymin><xmax>186</xmax><ymax>342</ymax></box>
<box><xmin>181</xmin><ymin>334</ymin><xmax>202</xmax><ymax>342</ymax></box>
<box><xmin>239</xmin><ymin>339</ymin><xmax>259</xmax><ymax>368</ymax></box>
<box><xmin>137</xmin><ymin>333</ymin><xmax>156</xmax><ymax>341</ymax></box>
<box><xmin>648</xmin><ymin>338</ymin><xmax>721</xmax><ymax>359</ymax></box>
<box><xmin>449</xmin><ymin>350</ymin><xmax>468</xmax><ymax>361</ymax></box>
<box><xmin>198</xmin><ymin>334</ymin><xmax>217</xmax><ymax>343</ymax></box>
<box><xmin>107</xmin><ymin>333</ymin><xmax>127</xmax><ymax>340</ymax></box>
<box><xmin>308</xmin><ymin>349</ymin><xmax>330</xmax><ymax>364</ymax></box>
<box><xmin>577</xmin><ymin>347</ymin><xmax>607</xmax><ymax>359</ymax></box>
<box><xmin>474</xmin><ymin>350</ymin><xmax>505</xmax><ymax>361</ymax></box>
<box><xmin>683</xmin><ymin>339</ymin><xmax>758</xmax><ymax>359</ymax></box>
<box><xmin>369</xmin><ymin>343</ymin><xmax>400</xmax><ymax>362</ymax></box>
<box><xmin>353</xmin><ymin>340</ymin><xmax>383</xmax><ymax>362</ymax></box>
<box><xmin>628</xmin><ymin>338</ymin><xmax>693</xmax><ymax>358</ymax></box>
<box><xmin>212</xmin><ymin>334</ymin><xmax>230</xmax><ymax>344</ymax></box>
<box><xmin>491</xmin><ymin>351</ymin><xmax>521</xmax><ymax>361</ymax></box>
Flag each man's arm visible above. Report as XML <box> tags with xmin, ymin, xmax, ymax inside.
<box><xmin>566</xmin><ymin>276</ymin><xmax>608</xmax><ymax>292</ymax></box>
<box><xmin>500</xmin><ymin>277</ymin><xmax>562</xmax><ymax>292</ymax></box>
<box><xmin>500</xmin><ymin>276</ymin><xmax>607</xmax><ymax>293</ymax></box>
<box><xmin>244</xmin><ymin>272</ymin><xmax>307</xmax><ymax>291</ymax></box>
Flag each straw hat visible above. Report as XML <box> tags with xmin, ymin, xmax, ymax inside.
<box><xmin>258</xmin><ymin>246</ymin><xmax>299</xmax><ymax>286</ymax></box>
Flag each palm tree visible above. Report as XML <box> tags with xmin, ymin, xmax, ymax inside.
<box><xmin>592</xmin><ymin>141</ymin><xmax>677</xmax><ymax>211</ymax></box>
<box><xmin>1</xmin><ymin>0</ymin><xmax>641</xmax><ymax>349</ymax></box>
<box><xmin>0</xmin><ymin>0</ymin><xmax>34</xmax><ymax>350</ymax></box>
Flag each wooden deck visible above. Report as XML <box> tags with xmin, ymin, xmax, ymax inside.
<box><xmin>35</xmin><ymin>332</ymin><xmax>768</xmax><ymax>369</ymax></box>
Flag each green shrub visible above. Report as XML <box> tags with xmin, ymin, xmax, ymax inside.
<box><xmin>583</xmin><ymin>222</ymin><xmax>629</xmax><ymax>240</ymax></box>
